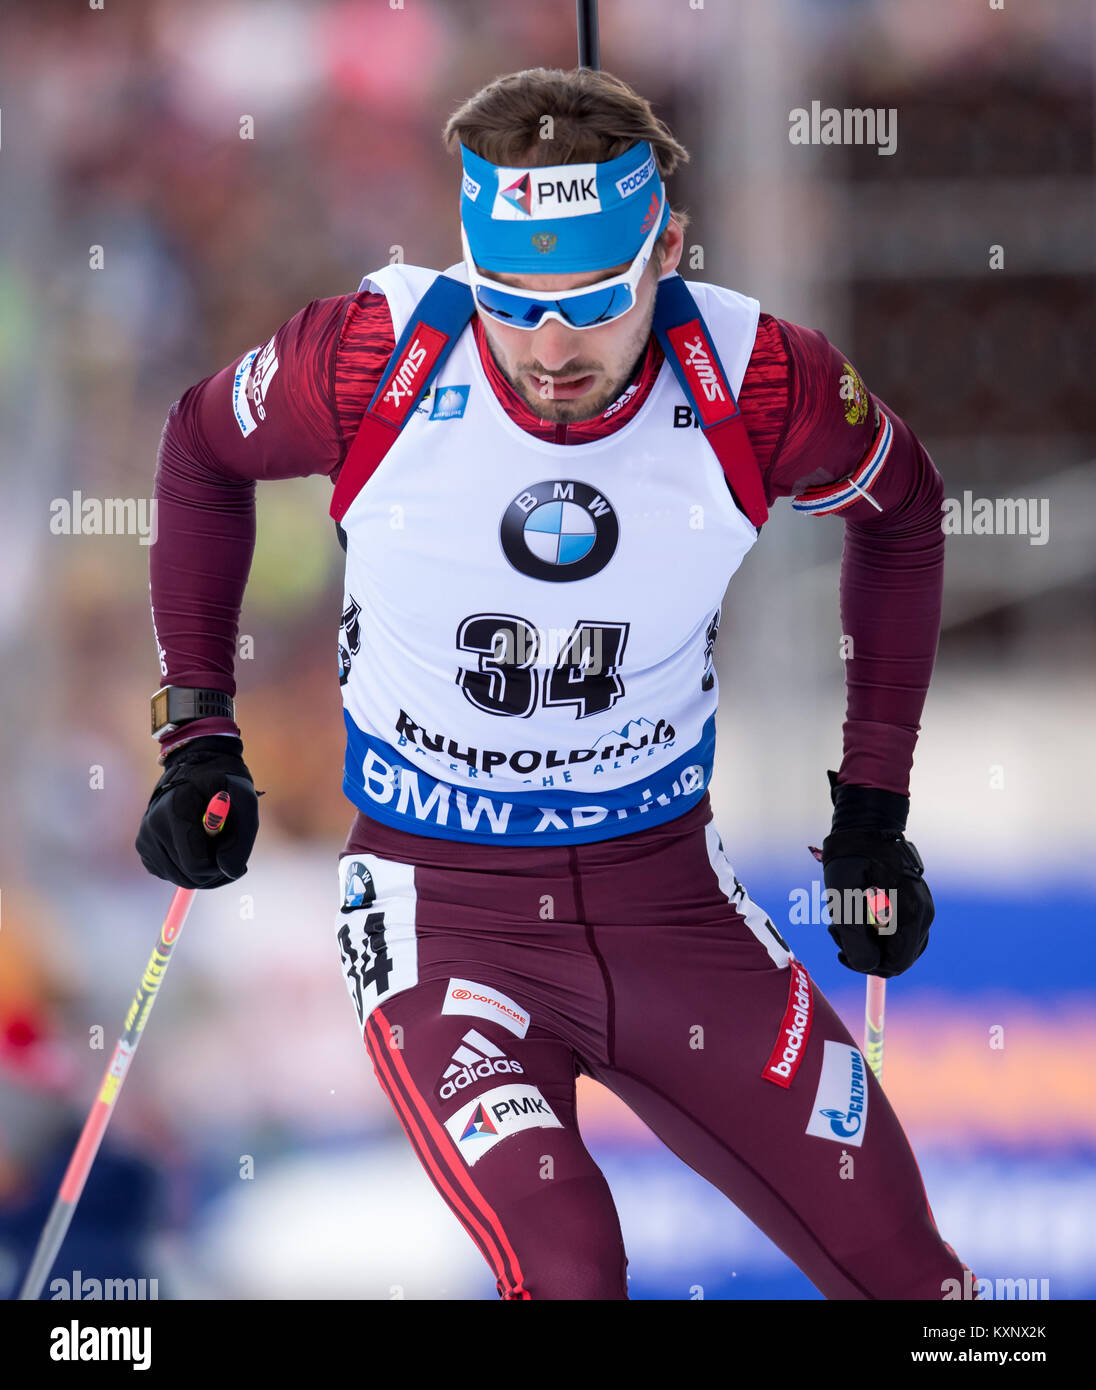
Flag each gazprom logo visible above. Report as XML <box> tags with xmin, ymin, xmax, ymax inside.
<box><xmin>615</xmin><ymin>152</ymin><xmax>657</xmax><ymax>199</ymax></box>
<box><xmin>821</xmin><ymin>1049</ymin><xmax>865</xmax><ymax>1137</ymax></box>
<box><xmin>806</xmin><ymin>1040</ymin><xmax>869</xmax><ymax>1147</ymax></box>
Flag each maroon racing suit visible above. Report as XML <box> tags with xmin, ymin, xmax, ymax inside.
<box><xmin>149</xmin><ymin>282</ymin><xmax>970</xmax><ymax>1298</ymax></box>
<box><xmin>338</xmin><ymin>795</ymin><xmax>966</xmax><ymax>1300</ymax></box>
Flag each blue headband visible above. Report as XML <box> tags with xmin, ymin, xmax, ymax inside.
<box><xmin>459</xmin><ymin>139</ymin><xmax>669</xmax><ymax>274</ymax></box>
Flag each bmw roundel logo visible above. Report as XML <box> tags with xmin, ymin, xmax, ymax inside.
<box><xmin>500</xmin><ymin>480</ymin><xmax>619</xmax><ymax>582</ymax></box>
<box><xmin>341</xmin><ymin>861</ymin><xmax>376</xmax><ymax>912</ymax></box>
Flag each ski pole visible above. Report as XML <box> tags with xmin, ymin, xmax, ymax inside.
<box><xmin>864</xmin><ymin>973</ymin><xmax>886</xmax><ymax>1083</ymax></box>
<box><xmin>17</xmin><ymin>790</ymin><xmax>231</xmax><ymax>1301</ymax></box>
<box><xmin>808</xmin><ymin>845</ymin><xmax>889</xmax><ymax>1082</ymax></box>
<box><xmin>863</xmin><ymin>888</ymin><xmax>890</xmax><ymax>1083</ymax></box>
<box><xmin>577</xmin><ymin>0</ymin><xmax>599</xmax><ymax>70</ymax></box>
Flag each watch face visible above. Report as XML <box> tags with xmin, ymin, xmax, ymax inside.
<box><xmin>151</xmin><ymin>688</ymin><xmax>171</xmax><ymax>735</ymax></box>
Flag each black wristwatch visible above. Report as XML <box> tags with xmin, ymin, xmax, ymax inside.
<box><xmin>150</xmin><ymin>686</ymin><xmax>235</xmax><ymax>737</ymax></box>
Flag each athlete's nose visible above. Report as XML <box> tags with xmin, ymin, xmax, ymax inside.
<box><xmin>530</xmin><ymin>319</ymin><xmax>587</xmax><ymax>374</ymax></box>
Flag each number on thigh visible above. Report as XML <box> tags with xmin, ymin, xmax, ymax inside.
<box><xmin>335</xmin><ymin>852</ymin><xmax>419</xmax><ymax>1029</ymax></box>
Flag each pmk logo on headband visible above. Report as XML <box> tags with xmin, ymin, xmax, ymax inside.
<box><xmin>491</xmin><ymin>163</ymin><xmax>603</xmax><ymax>221</ymax></box>
<box><xmin>460</xmin><ymin>139</ymin><xmax>665</xmax><ymax>274</ymax></box>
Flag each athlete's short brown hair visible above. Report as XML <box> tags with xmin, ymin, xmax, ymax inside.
<box><xmin>443</xmin><ymin>67</ymin><xmax>691</xmax><ymax>267</ymax></box>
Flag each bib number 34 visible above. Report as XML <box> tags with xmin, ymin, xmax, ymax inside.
<box><xmin>455</xmin><ymin>613</ymin><xmax>629</xmax><ymax>720</ymax></box>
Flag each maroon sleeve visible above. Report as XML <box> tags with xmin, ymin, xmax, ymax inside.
<box><xmin>149</xmin><ymin>291</ymin><xmax>395</xmax><ymax>760</ymax></box>
<box><xmin>741</xmin><ymin>316</ymin><xmax>945</xmax><ymax>798</ymax></box>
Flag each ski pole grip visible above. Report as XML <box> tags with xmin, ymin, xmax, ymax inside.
<box><xmin>202</xmin><ymin>790</ymin><xmax>231</xmax><ymax>835</ymax></box>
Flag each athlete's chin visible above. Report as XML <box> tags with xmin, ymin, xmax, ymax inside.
<box><xmin>521</xmin><ymin>380</ymin><xmax>618</xmax><ymax>423</ymax></box>
<box><xmin>530</xmin><ymin>400</ymin><xmax>596</xmax><ymax>423</ymax></box>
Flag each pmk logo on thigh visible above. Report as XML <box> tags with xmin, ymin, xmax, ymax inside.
<box><xmin>443</xmin><ymin>1084</ymin><xmax>563</xmax><ymax>1166</ymax></box>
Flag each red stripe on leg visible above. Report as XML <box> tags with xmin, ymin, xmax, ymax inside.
<box><xmin>364</xmin><ymin>1008</ymin><xmax>529</xmax><ymax>1297</ymax></box>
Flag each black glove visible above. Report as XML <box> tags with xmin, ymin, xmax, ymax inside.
<box><xmin>136</xmin><ymin>736</ymin><xmax>260</xmax><ymax>889</ymax></box>
<box><xmin>816</xmin><ymin>770</ymin><xmax>933</xmax><ymax>978</ymax></box>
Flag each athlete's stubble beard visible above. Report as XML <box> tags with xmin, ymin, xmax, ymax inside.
<box><xmin>479</xmin><ymin>259</ymin><xmax>661</xmax><ymax>425</ymax></box>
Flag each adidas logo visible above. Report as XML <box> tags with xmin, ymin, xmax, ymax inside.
<box><xmin>439</xmin><ymin>1029</ymin><xmax>524</xmax><ymax>1101</ymax></box>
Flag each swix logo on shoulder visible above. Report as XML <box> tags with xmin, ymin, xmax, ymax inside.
<box><xmin>492</xmin><ymin>163</ymin><xmax>602</xmax><ymax>221</ymax></box>
<box><xmin>666</xmin><ymin>320</ymin><xmax>738</xmax><ymax>427</ymax></box>
<box><xmin>441</xmin><ymin>977</ymin><xmax>530</xmax><ymax>1038</ymax></box>
<box><xmin>762</xmin><ymin>961</ymin><xmax>813</xmax><ymax>1088</ymax></box>
<box><xmin>443</xmin><ymin>1083</ymin><xmax>562</xmax><ymax>1166</ymax></box>
<box><xmin>374</xmin><ymin>324</ymin><xmax>449</xmax><ymax>426</ymax></box>
<box><xmin>806</xmin><ymin>1040</ymin><xmax>869</xmax><ymax>1147</ymax></box>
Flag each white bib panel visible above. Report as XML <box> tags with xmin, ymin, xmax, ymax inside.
<box><xmin>338</xmin><ymin>263</ymin><xmax>761</xmax><ymax>844</ymax></box>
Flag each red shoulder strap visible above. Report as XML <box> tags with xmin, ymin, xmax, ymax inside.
<box><xmin>331</xmin><ymin>276</ymin><xmax>475</xmax><ymax>524</ymax></box>
<box><xmin>653</xmin><ymin>277</ymin><xmax>769</xmax><ymax>530</ymax></box>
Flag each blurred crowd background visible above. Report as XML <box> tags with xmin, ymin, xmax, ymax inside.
<box><xmin>0</xmin><ymin>0</ymin><xmax>1093</xmax><ymax>1300</ymax></box>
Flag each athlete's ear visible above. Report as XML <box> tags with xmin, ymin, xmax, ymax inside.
<box><xmin>656</xmin><ymin>216</ymin><xmax>685</xmax><ymax>277</ymax></box>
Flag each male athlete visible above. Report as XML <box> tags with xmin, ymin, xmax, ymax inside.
<box><xmin>136</xmin><ymin>68</ymin><xmax>971</xmax><ymax>1299</ymax></box>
